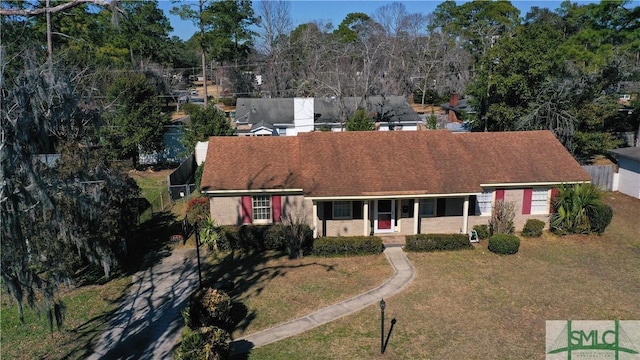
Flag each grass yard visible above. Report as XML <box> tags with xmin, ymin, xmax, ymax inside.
<box><xmin>1</xmin><ymin>277</ymin><xmax>132</xmax><ymax>360</ymax></box>
<box><xmin>241</xmin><ymin>192</ymin><xmax>640</xmax><ymax>359</ymax></box>
<box><xmin>202</xmin><ymin>251</ymin><xmax>392</xmax><ymax>338</ymax></box>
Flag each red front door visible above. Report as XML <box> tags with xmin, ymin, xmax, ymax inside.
<box><xmin>378</xmin><ymin>214</ymin><xmax>392</xmax><ymax>229</ymax></box>
<box><xmin>376</xmin><ymin>200</ymin><xmax>394</xmax><ymax>232</ymax></box>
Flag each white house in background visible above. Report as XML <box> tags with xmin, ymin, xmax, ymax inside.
<box><xmin>610</xmin><ymin>147</ymin><xmax>640</xmax><ymax>199</ymax></box>
<box><xmin>234</xmin><ymin>96</ymin><xmax>422</xmax><ymax>136</ymax></box>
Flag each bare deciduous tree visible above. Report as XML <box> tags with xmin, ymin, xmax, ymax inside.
<box><xmin>256</xmin><ymin>0</ymin><xmax>292</xmax><ymax>54</ymax></box>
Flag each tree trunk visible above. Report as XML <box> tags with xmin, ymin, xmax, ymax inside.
<box><xmin>46</xmin><ymin>0</ymin><xmax>53</xmax><ymax>64</ymax></box>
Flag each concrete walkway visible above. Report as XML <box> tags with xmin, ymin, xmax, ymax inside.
<box><xmin>230</xmin><ymin>246</ymin><xmax>415</xmax><ymax>355</ymax></box>
<box><xmin>87</xmin><ymin>248</ymin><xmax>199</xmax><ymax>360</ymax></box>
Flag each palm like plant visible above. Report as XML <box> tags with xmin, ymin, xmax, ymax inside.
<box><xmin>551</xmin><ymin>183</ymin><xmax>603</xmax><ymax>234</ymax></box>
<box><xmin>200</xmin><ymin>218</ymin><xmax>221</xmax><ymax>251</ymax></box>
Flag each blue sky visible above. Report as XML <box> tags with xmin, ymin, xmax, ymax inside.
<box><xmin>158</xmin><ymin>0</ymin><xmax>589</xmax><ymax>41</ymax></box>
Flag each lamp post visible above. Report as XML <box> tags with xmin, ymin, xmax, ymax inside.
<box><xmin>380</xmin><ymin>298</ymin><xmax>386</xmax><ymax>354</ymax></box>
<box><xmin>194</xmin><ymin>223</ymin><xmax>202</xmax><ymax>288</ymax></box>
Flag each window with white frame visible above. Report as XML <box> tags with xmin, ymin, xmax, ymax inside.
<box><xmin>477</xmin><ymin>190</ymin><xmax>493</xmax><ymax>215</ymax></box>
<box><xmin>531</xmin><ymin>188</ymin><xmax>549</xmax><ymax>214</ymax></box>
<box><xmin>252</xmin><ymin>195</ymin><xmax>271</xmax><ymax>221</ymax></box>
<box><xmin>419</xmin><ymin>199</ymin><xmax>436</xmax><ymax>217</ymax></box>
<box><xmin>333</xmin><ymin>201</ymin><xmax>352</xmax><ymax>219</ymax></box>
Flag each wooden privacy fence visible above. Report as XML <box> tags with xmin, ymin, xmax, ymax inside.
<box><xmin>582</xmin><ymin>165</ymin><xmax>615</xmax><ymax>191</ymax></box>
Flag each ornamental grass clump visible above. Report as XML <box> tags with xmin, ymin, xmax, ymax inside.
<box><xmin>186</xmin><ymin>288</ymin><xmax>232</xmax><ymax>330</ymax></box>
<box><xmin>174</xmin><ymin>326</ymin><xmax>230</xmax><ymax>360</ymax></box>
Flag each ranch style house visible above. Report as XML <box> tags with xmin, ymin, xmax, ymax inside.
<box><xmin>200</xmin><ymin>130</ymin><xmax>591</xmax><ymax>237</ymax></box>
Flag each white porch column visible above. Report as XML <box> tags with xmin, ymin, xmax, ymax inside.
<box><xmin>363</xmin><ymin>200</ymin><xmax>369</xmax><ymax>236</ymax></box>
<box><xmin>312</xmin><ymin>201</ymin><xmax>318</xmax><ymax>238</ymax></box>
<box><xmin>462</xmin><ymin>196</ymin><xmax>469</xmax><ymax>234</ymax></box>
<box><xmin>413</xmin><ymin>199</ymin><xmax>420</xmax><ymax>234</ymax></box>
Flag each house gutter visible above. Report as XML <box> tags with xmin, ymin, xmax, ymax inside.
<box><xmin>480</xmin><ymin>181</ymin><xmax>590</xmax><ymax>187</ymax></box>
<box><xmin>201</xmin><ymin>188</ymin><xmax>304</xmax><ymax>196</ymax></box>
<box><xmin>305</xmin><ymin>192</ymin><xmax>478</xmax><ymax>201</ymax></box>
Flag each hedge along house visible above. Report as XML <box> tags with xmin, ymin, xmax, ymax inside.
<box><xmin>200</xmin><ymin>130</ymin><xmax>591</xmax><ymax>237</ymax></box>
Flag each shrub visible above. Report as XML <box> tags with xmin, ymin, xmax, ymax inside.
<box><xmin>200</xmin><ymin>219</ymin><xmax>226</xmax><ymax>251</ymax></box>
<box><xmin>588</xmin><ymin>204</ymin><xmax>613</xmax><ymax>235</ymax></box>
<box><xmin>194</xmin><ymin>163</ymin><xmax>204</xmax><ymax>190</ymax></box>
<box><xmin>405</xmin><ymin>234</ymin><xmax>472</xmax><ymax>252</ymax></box>
<box><xmin>521</xmin><ymin>219</ymin><xmax>545</xmax><ymax>237</ymax></box>
<box><xmin>284</xmin><ymin>223</ymin><xmax>314</xmax><ymax>259</ymax></box>
<box><xmin>264</xmin><ymin>224</ymin><xmax>287</xmax><ymax>251</ymax></box>
<box><xmin>311</xmin><ymin>236</ymin><xmax>384</xmax><ymax>257</ymax></box>
<box><xmin>186</xmin><ymin>197</ymin><xmax>210</xmax><ymax>227</ymax></box>
<box><xmin>488</xmin><ymin>234</ymin><xmax>520</xmax><ymax>255</ymax></box>
<box><xmin>490</xmin><ymin>200</ymin><xmax>515</xmax><ymax>235</ymax></box>
<box><xmin>187</xmin><ymin>288</ymin><xmax>232</xmax><ymax>330</ymax></box>
<box><xmin>175</xmin><ymin>326</ymin><xmax>230</xmax><ymax>360</ymax></box>
<box><xmin>551</xmin><ymin>183</ymin><xmax>603</xmax><ymax>235</ymax></box>
<box><xmin>217</xmin><ymin>225</ymin><xmax>238</xmax><ymax>250</ymax></box>
<box><xmin>238</xmin><ymin>225</ymin><xmax>270</xmax><ymax>251</ymax></box>
<box><xmin>473</xmin><ymin>224</ymin><xmax>490</xmax><ymax>240</ymax></box>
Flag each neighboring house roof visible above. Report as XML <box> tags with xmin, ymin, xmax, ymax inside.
<box><xmin>234</xmin><ymin>96</ymin><xmax>420</xmax><ymax>133</ymax></box>
<box><xmin>314</xmin><ymin>96</ymin><xmax>419</xmax><ymax>124</ymax></box>
<box><xmin>235</xmin><ymin>98</ymin><xmax>294</xmax><ymax>131</ymax></box>
<box><xmin>610</xmin><ymin>147</ymin><xmax>640</xmax><ymax>162</ymax></box>
<box><xmin>201</xmin><ymin>130</ymin><xmax>590</xmax><ymax>197</ymax></box>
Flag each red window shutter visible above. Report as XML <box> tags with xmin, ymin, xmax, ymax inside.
<box><xmin>495</xmin><ymin>189</ymin><xmax>505</xmax><ymax>202</ymax></box>
<box><xmin>522</xmin><ymin>188</ymin><xmax>532</xmax><ymax>215</ymax></box>
<box><xmin>550</xmin><ymin>188</ymin><xmax>559</xmax><ymax>213</ymax></box>
<box><xmin>241</xmin><ymin>196</ymin><xmax>252</xmax><ymax>224</ymax></box>
<box><xmin>272</xmin><ymin>195</ymin><xmax>282</xmax><ymax>223</ymax></box>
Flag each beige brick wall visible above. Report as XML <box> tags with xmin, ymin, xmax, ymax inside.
<box><xmin>420</xmin><ymin>216</ymin><xmax>465</xmax><ymax>234</ymax></box>
<box><xmin>324</xmin><ymin>219</ymin><xmax>365</xmax><ymax>237</ymax></box>
<box><xmin>209</xmin><ymin>196</ymin><xmax>242</xmax><ymax>225</ymax></box>
<box><xmin>468</xmin><ymin>216</ymin><xmax>491</xmax><ymax>230</ymax></box>
<box><xmin>398</xmin><ymin>218</ymin><xmax>415</xmax><ymax>235</ymax></box>
<box><xmin>208</xmin><ymin>194</ymin><xmax>311</xmax><ymax>226</ymax></box>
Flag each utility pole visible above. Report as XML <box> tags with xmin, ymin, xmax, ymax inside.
<box><xmin>199</xmin><ymin>0</ymin><xmax>208</xmax><ymax>107</ymax></box>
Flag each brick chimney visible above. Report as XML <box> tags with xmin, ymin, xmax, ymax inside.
<box><xmin>448</xmin><ymin>109</ymin><xmax>459</xmax><ymax>123</ymax></box>
<box><xmin>449</xmin><ymin>92</ymin><xmax>459</xmax><ymax>108</ymax></box>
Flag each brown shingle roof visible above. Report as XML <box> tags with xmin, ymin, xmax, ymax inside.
<box><xmin>201</xmin><ymin>136</ymin><xmax>301</xmax><ymax>191</ymax></box>
<box><xmin>201</xmin><ymin>130</ymin><xmax>591</xmax><ymax>197</ymax></box>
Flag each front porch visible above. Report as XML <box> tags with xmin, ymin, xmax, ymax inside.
<box><xmin>312</xmin><ymin>196</ymin><xmax>487</xmax><ymax>238</ymax></box>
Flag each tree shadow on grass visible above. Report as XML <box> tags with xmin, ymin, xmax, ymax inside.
<box><xmin>198</xmin><ymin>249</ymin><xmax>338</xmax><ymax>357</ymax></box>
